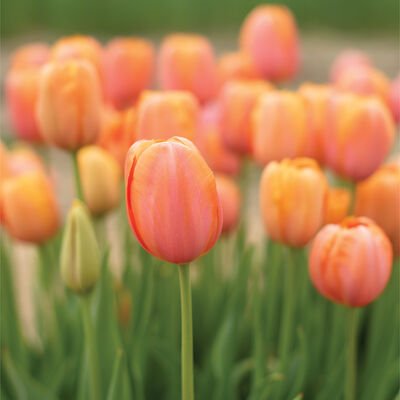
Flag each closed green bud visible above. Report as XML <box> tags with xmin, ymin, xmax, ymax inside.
<box><xmin>60</xmin><ymin>200</ymin><xmax>100</xmax><ymax>295</ymax></box>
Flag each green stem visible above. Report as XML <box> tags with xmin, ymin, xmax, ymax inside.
<box><xmin>345</xmin><ymin>308</ymin><xmax>357</xmax><ymax>400</ymax></box>
<box><xmin>179</xmin><ymin>264</ymin><xmax>194</xmax><ymax>400</ymax></box>
<box><xmin>72</xmin><ymin>151</ymin><xmax>84</xmax><ymax>202</ymax></box>
<box><xmin>81</xmin><ymin>296</ymin><xmax>101</xmax><ymax>400</ymax></box>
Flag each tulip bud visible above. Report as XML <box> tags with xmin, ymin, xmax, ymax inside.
<box><xmin>10</xmin><ymin>43</ymin><xmax>50</xmax><ymax>70</ymax></box>
<box><xmin>219</xmin><ymin>80</ymin><xmax>273</xmax><ymax>154</ymax></box>
<box><xmin>215</xmin><ymin>174</ymin><xmax>241</xmax><ymax>234</ymax></box>
<box><xmin>60</xmin><ymin>200</ymin><xmax>101</xmax><ymax>294</ymax></box>
<box><xmin>36</xmin><ymin>60</ymin><xmax>102</xmax><ymax>150</ymax></box>
<box><xmin>390</xmin><ymin>74</ymin><xmax>400</xmax><ymax>124</ymax></box>
<box><xmin>309</xmin><ymin>217</ymin><xmax>393</xmax><ymax>307</ymax></box>
<box><xmin>330</xmin><ymin>50</ymin><xmax>371</xmax><ymax>83</ymax></box>
<box><xmin>78</xmin><ymin>145</ymin><xmax>122</xmax><ymax>216</ymax></box>
<box><xmin>259</xmin><ymin>158</ymin><xmax>328</xmax><ymax>247</ymax></box>
<box><xmin>239</xmin><ymin>5</ymin><xmax>300</xmax><ymax>81</ymax></box>
<box><xmin>252</xmin><ymin>90</ymin><xmax>307</xmax><ymax>165</ymax></box>
<box><xmin>355</xmin><ymin>163</ymin><xmax>400</xmax><ymax>255</ymax></box>
<box><xmin>125</xmin><ymin>137</ymin><xmax>222</xmax><ymax>264</ymax></box>
<box><xmin>324</xmin><ymin>187</ymin><xmax>351</xmax><ymax>225</ymax></box>
<box><xmin>103</xmin><ymin>37</ymin><xmax>155</xmax><ymax>109</ymax></box>
<box><xmin>2</xmin><ymin>171</ymin><xmax>60</xmax><ymax>243</ymax></box>
<box><xmin>159</xmin><ymin>34</ymin><xmax>217</xmax><ymax>103</ymax></box>
<box><xmin>136</xmin><ymin>91</ymin><xmax>199</xmax><ymax>141</ymax></box>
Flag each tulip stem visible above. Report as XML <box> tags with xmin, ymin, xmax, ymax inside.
<box><xmin>72</xmin><ymin>151</ymin><xmax>84</xmax><ymax>202</ymax></box>
<box><xmin>345</xmin><ymin>308</ymin><xmax>357</xmax><ymax>400</ymax></box>
<box><xmin>179</xmin><ymin>264</ymin><xmax>194</xmax><ymax>400</ymax></box>
<box><xmin>81</xmin><ymin>296</ymin><xmax>101</xmax><ymax>400</ymax></box>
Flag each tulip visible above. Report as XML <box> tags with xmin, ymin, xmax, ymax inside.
<box><xmin>309</xmin><ymin>216</ymin><xmax>393</xmax><ymax>307</ymax></box>
<box><xmin>2</xmin><ymin>171</ymin><xmax>60</xmax><ymax>243</ymax></box>
<box><xmin>390</xmin><ymin>74</ymin><xmax>400</xmax><ymax>123</ymax></box>
<box><xmin>78</xmin><ymin>145</ymin><xmax>122</xmax><ymax>216</ymax></box>
<box><xmin>259</xmin><ymin>158</ymin><xmax>327</xmax><ymax>247</ymax></box>
<box><xmin>217</xmin><ymin>51</ymin><xmax>259</xmax><ymax>88</ymax></box>
<box><xmin>125</xmin><ymin>136</ymin><xmax>222</xmax><ymax>264</ymax></box>
<box><xmin>324</xmin><ymin>187</ymin><xmax>351</xmax><ymax>225</ymax></box>
<box><xmin>252</xmin><ymin>90</ymin><xmax>308</xmax><ymax>165</ymax></box>
<box><xmin>355</xmin><ymin>163</ymin><xmax>400</xmax><ymax>255</ymax></box>
<box><xmin>158</xmin><ymin>34</ymin><xmax>217</xmax><ymax>103</ymax></box>
<box><xmin>0</xmin><ymin>141</ymin><xmax>10</xmax><ymax>181</ymax></box>
<box><xmin>136</xmin><ymin>91</ymin><xmax>199</xmax><ymax>141</ymax></box>
<box><xmin>10</xmin><ymin>43</ymin><xmax>50</xmax><ymax>69</ymax></box>
<box><xmin>36</xmin><ymin>60</ymin><xmax>102</xmax><ymax>150</ymax></box>
<box><xmin>298</xmin><ymin>83</ymin><xmax>332</xmax><ymax>163</ymax></box>
<box><xmin>239</xmin><ymin>5</ymin><xmax>300</xmax><ymax>81</ymax></box>
<box><xmin>7</xmin><ymin>144</ymin><xmax>46</xmax><ymax>176</ymax></box>
<box><xmin>215</xmin><ymin>174</ymin><xmax>241</xmax><ymax>234</ymax></box>
<box><xmin>103</xmin><ymin>37</ymin><xmax>155</xmax><ymax>109</ymax></box>
<box><xmin>219</xmin><ymin>80</ymin><xmax>272</xmax><ymax>154</ymax></box>
<box><xmin>330</xmin><ymin>50</ymin><xmax>372</xmax><ymax>83</ymax></box>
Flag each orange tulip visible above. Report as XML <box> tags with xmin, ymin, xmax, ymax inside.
<box><xmin>298</xmin><ymin>83</ymin><xmax>332</xmax><ymax>163</ymax></box>
<box><xmin>215</xmin><ymin>174</ymin><xmax>241</xmax><ymax>234</ymax></box>
<box><xmin>103</xmin><ymin>37</ymin><xmax>155</xmax><ymax>109</ymax></box>
<box><xmin>217</xmin><ymin>51</ymin><xmax>259</xmax><ymax>88</ymax></box>
<box><xmin>323</xmin><ymin>92</ymin><xmax>395</xmax><ymax>180</ymax></box>
<box><xmin>324</xmin><ymin>187</ymin><xmax>351</xmax><ymax>225</ymax></box>
<box><xmin>330</xmin><ymin>50</ymin><xmax>371</xmax><ymax>83</ymax></box>
<box><xmin>125</xmin><ymin>136</ymin><xmax>222</xmax><ymax>264</ymax></box>
<box><xmin>239</xmin><ymin>5</ymin><xmax>300</xmax><ymax>81</ymax></box>
<box><xmin>78</xmin><ymin>146</ymin><xmax>122</xmax><ymax>216</ymax></box>
<box><xmin>259</xmin><ymin>158</ymin><xmax>328</xmax><ymax>247</ymax></box>
<box><xmin>309</xmin><ymin>217</ymin><xmax>393</xmax><ymax>307</ymax></box>
<box><xmin>219</xmin><ymin>80</ymin><xmax>272</xmax><ymax>154</ymax></box>
<box><xmin>158</xmin><ymin>34</ymin><xmax>217</xmax><ymax>103</ymax></box>
<box><xmin>252</xmin><ymin>90</ymin><xmax>307</xmax><ymax>165</ymax></box>
<box><xmin>10</xmin><ymin>43</ymin><xmax>50</xmax><ymax>70</ymax></box>
<box><xmin>136</xmin><ymin>90</ymin><xmax>199</xmax><ymax>141</ymax></box>
<box><xmin>390</xmin><ymin>74</ymin><xmax>400</xmax><ymax>124</ymax></box>
<box><xmin>2</xmin><ymin>171</ymin><xmax>60</xmax><ymax>243</ymax></box>
<box><xmin>7</xmin><ymin>144</ymin><xmax>46</xmax><ymax>176</ymax></box>
<box><xmin>355</xmin><ymin>163</ymin><xmax>400</xmax><ymax>255</ymax></box>
<box><xmin>36</xmin><ymin>60</ymin><xmax>102</xmax><ymax>150</ymax></box>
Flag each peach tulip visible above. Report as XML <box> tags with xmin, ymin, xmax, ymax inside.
<box><xmin>355</xmin><ymin>163</ymin><xmax>400</xmax><ymax>255</ymax></box>
<box><xmin>324</xmin><ymin>187</ymin><xmax>351</xmax><ymax>225</ymax></box>
<box><xmin>330</xmin><ymin>50</ymin><xmax>371</xmax><ymax>83</ymax></box>
<box><xmin>390</xmin><ymin>74</ymin><xmax>400</xmax><ymax>124</ymax></box>
<box><xmin>2</xmin><ymin>171</ymin><xmax>60</xmax><ymax>243</ymax></box>
<box><xmin>260</xmin><ymin>158</ymin><xmax>327</xmax><ymax>247</ymax></box>
<box><xmin>10</xmin><ymin>43</ymin><xmax>50</xmax><ymax>70</ymax></box>
<box><xmin>252</xmin><ymin>90</ymin><xmax>307</xmax><ymax>165</ymax></box>
<box><xmin>215</xmin><ymin>174</ymin><xmax>241</xmax><ymax>234</ymax></box>
<box><xmin>158</xmin><ymin>34</ymin><xmax>217</xmax><ymax>103</ymax></box>
<box><xmin>78</xmin><ymin>146</ymin><xmax>122</xmax><ymax>216</ymax></box>
<box><xmin>125</xmin><ymin>136</ymin><xmax>222</xmax><ymax>264</ymax></box>
<box><xmin>7</xmin><ymin>145</ymin><xmax>46</xmax><ymax>176</ymax></box>
<box><xmin>239</xmin><ymin>5</ymin><xmax>300</xmax><ymax>81</ymax></box>
<box><xmin>323</xmin><ymin>92</ymin><xmax>395</xmax><ymax>181</ymax></box>
<box><xmin>309</xmin><ymin>217</ymin><xmax>393</xmax><ymax>307</ymax></box>
<box><xmin>219</xmin><ymin>80</ymin><xmax>272</xmax><ymax>154</ymax></box>
<box><xmin>103</xmin><ymin>37</ymin><xmax>155</xmax><ymax>109</ymax></box>
<box><xmin>136</xmin><ymin>90</ymin><xmax>199</xmax><ymax>141</ymax></box>
<box><xmin>36</xmin><ymin>60</ymin><xmax>102</xmax><ymax>150</ymax></box>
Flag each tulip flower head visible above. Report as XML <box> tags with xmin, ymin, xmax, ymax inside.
<box><xmin>324</xmin><ymin>187</ymin><xmax>351</xmax><ymax>225</ymax></box>
<box><xmin>7</xmin><ymin>144</ymin><xmax>46</xmax><ymax>176</ymax></box>
<box><xmin>330</xmin><ymin>49</ymin><xmax>371</xmax><ymax>83</ymax></box>
<box><xmin>259</xmin><ymin>158</ymin><xmax>328</xmax><ymax>247</ymax></box>
<box><xmin>125</xmin><ymin>137</ymin><xmax>222</xmax><ymax>264</ymax></box>
<box><xmin>10</xmin><ymin>43</ymin><xmax>50</xmax><ymax>70</ymax></box>
<box><xmin>309</xmin><ymin>217</ymin><xmax>393</xmax><ymax>307</ymax></box>
<box><xmin>390</xmin><ymin>74</ymin><xmax>400</xmax><ymax>123</ymax></box>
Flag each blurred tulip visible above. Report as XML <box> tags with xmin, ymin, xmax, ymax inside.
<box><xmin>220</xmin><ymin>80</ymin><xmax>272</xmax><ymax>154</ymax></box>
<box><xmin>78</xmin><ymin>145</ymin><xmax>122</xmax><ymax>216</ymax></box>
<box><xmin>2</xmin><ymin>171</ymin><xmax>60</xmax><ymax>243</ymax></box>
<box><xmin>324</xmin><ymin>92</ymin><xmax>395</xmax><ymax>180</ymax></box>
<box><xmin>390</xmin><ymin>74</ymin><xmax>400</xmax><ymax>123</ymax></box>
<box><xmin>355</xmin><ymin>163</ymin><xmax>400</xmax><ymax>255</ymax></box>
<box><xmin>159</xmin><ymin>34</ymin><xmax>217</xmax><ymax>103</ymax></box>
<box><xmin>125</xmin><ymin>136</ymin><xmax>222</xmax><ymax>264</ymax></box>
<box><xmin>136</xmin><ymin>90</ymin><xmax>199</xmax><ymax>141</ymax></box>
<box><xmin>239</xmin><ymin>5</ymin><xmax>300</xmax><ymax>81</ymax></box>
<box><xmin>0</xmin><ymin>141</ymin><xmax>10</xmax><ymax>181</ymax></box>
<box><xmin>10</xmin><ymin>43</ymin><xmax>50</xmax><ymax>69</ymax></box>
<box><xmin>36</xmin><ymin>60</ymin><xmax>102</xmax><ymax>150</ymax></box>
<box><xmin>103</xmin><ymin>37</ymin><xmax>155</xmax><ymax>109</ymax></box>
<box><xmin>309</xmin><ymin>216</ymin><xmax>393</xmax><ymax>307</ymax></box>
<box><xmin>330</xmin><ymin>50</ymin><xmax>372</xmax><ymax>83</ymax></box>
<box><xmin>215</xmin><ymin>174</ymin><xmax>241</xmax><ymax>234</ymax></box>
<box><xmin>259</xmin><ymin>158</ymin><xmax>327</xmax><ymax>247</ymax></box>
<box><xmin>324</xmin><ymin>187</ymin><xmax>351</xmax><ymax>225</ymax></box>
<box><xmin>298</xmin><ymin>83</ymin><xmax>332</xmax><ymax>163</ymax></box>
<box><xmin>252</xmin><ymin>90</ymin><xmax>307</xmax><ymax>165</ymax></box>
<box><xmin>217</xmin><ymin>51</ymin><xmax>259</xmax><ymax>88</ymax></box>
<box><xmin>60</xmin><ymin>200</ymin><xmax>100</xmax><ymax>294</ymax></box>
<box><xmin>7</xmin><ymin>144</ymin><xmax>46</xmax><ymax>176</ymax></box>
